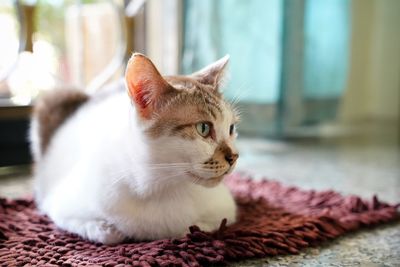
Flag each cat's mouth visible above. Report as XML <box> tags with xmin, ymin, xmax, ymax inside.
<box><xmin>186</xmin><ymin>171</ymin><xmax>225</xmax><ymax>187</ymax></box>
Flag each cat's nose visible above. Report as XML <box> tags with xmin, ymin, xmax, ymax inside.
<box><xmin>225</xmin><ymin>153</ymin><xmax>239</xmax><ymax>166</ymax></box>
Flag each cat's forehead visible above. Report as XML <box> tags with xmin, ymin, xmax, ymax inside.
<box><xmin>165</xmin><ymin>76</ymin><xmax>221</xmax><ymax>94</ymax></box>
<box><xmin>164</xmin><ymin>76</ymin><xmax>227</xmax><ymax>111</ymax></box>
<box><xmin>146</xmin><ymin>76</ymin><xmax>237</xmax><ymax>139</ymax></box>
<box><xmin>165</xmin><ymin>76</ymin><xmax>198</xmax><ymax>91</ymax></box>
<box><xmin>153</xmin><ymin>76</ymin><xmax>234</xmax><ymax>124</ymax></box>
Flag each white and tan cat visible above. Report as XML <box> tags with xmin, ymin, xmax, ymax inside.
<box><xmin>30</xmin><ymin>53</ymin><xmax>239</xmax><ymax>244</ymax></box>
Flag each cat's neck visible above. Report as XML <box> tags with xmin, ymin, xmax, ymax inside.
<box><xmin>99</xmin><ymin>98</ymin><xmax>187</xmax><ymax>198</ymax></box>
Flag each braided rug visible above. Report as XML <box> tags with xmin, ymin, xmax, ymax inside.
<box><xmin>0</xmin><ymin>173</ymin><xmax>398</xmax><ymax>266</ymax></box>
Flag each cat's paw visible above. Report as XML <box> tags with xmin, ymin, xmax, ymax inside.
<box><xmin>84</xmin><ymin>220</ymin><xmax>125</xmax><ymax>245</ymax></box>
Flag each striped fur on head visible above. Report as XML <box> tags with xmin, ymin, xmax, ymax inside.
<box><xmin>125</xmin><ymin>53</ymin><xmax>239</xmax><ymax>187</ymax></box>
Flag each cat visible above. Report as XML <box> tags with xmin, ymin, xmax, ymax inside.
<box><xmin>29</xmin><ymin>53</ymin><xmax>239</xmax><ymax>244</ymax></box>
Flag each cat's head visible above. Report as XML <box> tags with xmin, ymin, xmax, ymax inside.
<box><xmin>125</xmin><ymin>53</ymin><xmax>239</xmax><ymax>188</ymax></box>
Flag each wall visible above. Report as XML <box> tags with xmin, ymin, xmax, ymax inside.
<box><xmin>340</xmin><ymin>0</ymin><xmax>400</xmax><ymax>122</ymax></box>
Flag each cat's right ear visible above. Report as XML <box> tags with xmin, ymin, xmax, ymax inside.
<box><xmin>125</xmin><ymin>53</ymin><xmax>171</xmax><ymax>119</ymax></box>
<box><xmin>191</xmin><ymin>55</ymin><xmax>229</xmax><ymax>90</ymax></box>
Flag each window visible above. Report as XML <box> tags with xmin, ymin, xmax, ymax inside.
<box><xmin>182</xmin><ymin>0</ymin><xmax>351</xmax><ymax>136</ymax></box>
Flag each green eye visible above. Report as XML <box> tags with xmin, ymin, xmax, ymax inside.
<box><xmin>196</xmin><ymin>122</ymin><xmax>211</xmax><ymax>137</ymax></box>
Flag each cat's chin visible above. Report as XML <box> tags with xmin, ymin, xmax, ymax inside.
<box><xmin>187</xmin><ymin>172</ymin><xmax>225</xmax><ymax>188</ymax></box>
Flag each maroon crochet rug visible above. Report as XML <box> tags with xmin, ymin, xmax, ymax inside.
<box><xmin>0</xmin><ymin>174</ymin><xmax>398</xmax><ymax>266</ymax></box>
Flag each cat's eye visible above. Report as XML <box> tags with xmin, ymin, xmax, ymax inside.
<box><xmin>196</xmin><ymin>122</ymin><xmax>211</xmax><ymax>137</ymax></box>
<box><xmin>229</xmin><ymin>124</ymin><xmax>235</xmax><ymax>135</ymax></box>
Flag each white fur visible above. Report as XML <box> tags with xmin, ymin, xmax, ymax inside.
<box><xmin>30</xmin><ymin>82</ymin><xmax>237</xmax><ymax>244</ymax></box>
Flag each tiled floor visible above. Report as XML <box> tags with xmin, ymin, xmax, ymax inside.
<box><xmin>1</xmin><ymin>137</ymin><xmax>399</xmax><ymax>266</ymax></box>
<box><xmin>0</xmin><ymin>165</ymin><xmax>32</xmax><ymax>199</ymax></box>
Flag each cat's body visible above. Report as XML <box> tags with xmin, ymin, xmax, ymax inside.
<box><xmin>30</xmin><ymin>54</ymin><xmax>238</xmax><ymax>244</ymax></box>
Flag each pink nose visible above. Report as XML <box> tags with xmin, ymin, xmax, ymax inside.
<box><xmin>225</xmin><ymin>153</ymin><xmax>239</xmax><ymax>166</ymax></box>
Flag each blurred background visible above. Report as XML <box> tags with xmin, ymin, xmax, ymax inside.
<box><xmin>0</xmin><ymin>0</ymin><xmax>399</xmax><ymax>264</ymax></box>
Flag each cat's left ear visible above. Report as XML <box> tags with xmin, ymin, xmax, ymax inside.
<box><xmin>125</xmin><ymin>53</ymin><xmax>172</xmax><ymax>119</ymax></box>
<box><xmin>191</xmin><ymin>55</ymin><xmax>229</xmax><ymax>90</ymax></box>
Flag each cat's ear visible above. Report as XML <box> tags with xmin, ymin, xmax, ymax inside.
<box><xmin>125</xmin><ymin>53</ymin><xmax>171</xmax><ymax>119</ymax></box>
<box><xmin>191</xmin><ymin>55</ymin><xmax>229</xmax><ymax>90</ymax></box>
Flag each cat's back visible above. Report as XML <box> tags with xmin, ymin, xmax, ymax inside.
<box><xmin>30</xmin><ymin>80</ymin><xmax>127</xmax><ymax>161</ymax></box>
<box><xmin>30</xmin><ymin>88</ymin><xmax>89</xmax><ymax>161</ymax></box>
